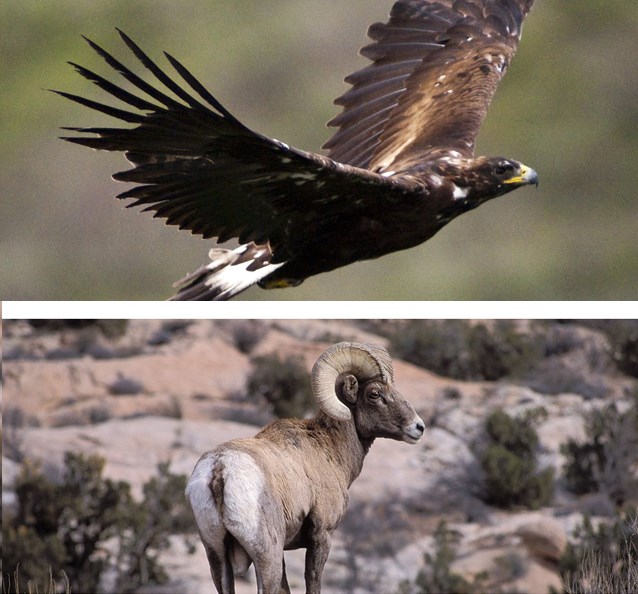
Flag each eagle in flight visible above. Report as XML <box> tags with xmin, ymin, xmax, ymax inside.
<box><xmin>58</xmin><ymin>0</ymin><xmax>538</xmax><ymax>300</ymax></box>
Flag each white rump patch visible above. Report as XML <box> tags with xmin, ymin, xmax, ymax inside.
<box><xmin>186</xmin><ymin>449</ymin><xmax>268</xmax><ymax>553</ymax></box>
<box><xmin>220</xmin><ymin>450</ymin><xmax>266</xmax><ymax>547</ymax></box>
<box><xmin>186</xmin><ymin>453</ymin><xmax>224</xmax><ymax>548</ymax></box>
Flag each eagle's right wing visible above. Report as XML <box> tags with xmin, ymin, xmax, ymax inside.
<box><xmin>323</xmin><ymin>0</ymin><xmax>535</xmax><ymax>172</ymax></box>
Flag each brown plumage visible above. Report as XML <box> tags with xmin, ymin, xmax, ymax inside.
<box><xmin>57</xmin><ymin>0</ymin><xmax>538</xmax><ymax>300</ymax></box>
<box><xmin>326</xmin><ymin>0</ymin><xmax>534</xmax><ymax>169</ymax></box>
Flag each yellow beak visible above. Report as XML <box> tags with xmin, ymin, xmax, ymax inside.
<box><xmin>503</xmin><ymin>164</ymin><xmax>539</xmax><ymax>187</ymax></box>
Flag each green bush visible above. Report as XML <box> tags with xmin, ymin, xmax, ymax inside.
<box><xmin>26</xmin><ymin>320</ymin><xmax>129</xmax><ymax>337</ymax></box>
<box><xmin>575</xmin><ymin>320</ymin><xmax>638</xmax><ymax>378</ymax></box>
<box><xmin>2</xmin><ymin>452</ymin><xmax>194</xmax><ymax>594</ymax></box>
<box><xmin>246</xmin><ymin>353</ymin><xmax>313</xmax><ymax>418</ymax></box>
<box><xmin>229</xmin><ymin>320</ymin><xmax>267</xmax><ymax>354</ymax></box>
<box><xmin>614</xmin><ymin>334</ymin><xmax>638</xmax><ymax>378</ymax></box>
<box><xmin>561</xmin><ymin>418</ymin><xmax>607</xmax><ymax>497</ymax></box>
<box><xmin>561</xmin><ymin>398</ymin><xmax>638</xmax><ymax>507</ymax></box>
<box><xmin>389</xmin><ymin>320</ymin><xmax>542</xmax><ymax>381</ymax></box>
<box><xmin>479</xmin><ymin>409</ymin><xmax>554</xmax><ymax>509</ymax></box>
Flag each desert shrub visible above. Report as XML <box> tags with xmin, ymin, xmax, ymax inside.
<box><xmin>570</xmin><ymin>320</ymin><xmax>638</xmax><ymax>378</ymax></box>
<box><xmin>389</xmin><ymin>320</ymin><xmax>542</xmax><ymax>381</ymax></box>
<box><xmin>246</xmin><ymin>353</ymin><xmax>313</xmax><ymax>418</ymax></box>
<box><xmin>2</xmin><ymin>452</ymin><xmax>193</xmax><ymax>594</ymax></box>
<box><xmin>522</xmin><ymin>322</ymin><xmax>618</xmax><ymax>399</ymax></box>
<box><xmin>479</xmin><ymin>409</ymin><xmax>554</xmax><ymax>509</ymax></box>
<box><xmin>88</xmin><ymin>405</ymin><xmax>112</xmax><ymax>424</ymax></box>
<box><xmin>2</xmin><ymin>406</ymin><xmax>40</xmax><ymax>462</ymax></box>
<box><xmin>112</xmin><ymin>461</ymin><xmax>195</xmax><ymax>593</ymax></box>
<box><xmin>108</xmin><ymin>373</ymin><xmax>145</xmax><ymax>396</ymax></box>
<box><xmin>229</xmin><ymin>320</ymin><xmax>268</xmax><ymax>354</ymax></box>
<box><xmin>559</xmin><ymin>511</ymin><xmax>638</xmax><ymax>594</ymax></box>
<box><xmin>561</xmin><ymin>398</ymin><xmax>638</xmax><ymax>507</ymax></box>
<box><xmin>21</xmin><ymin>319</ymin><xmax>133</xmax><ymax>360</ymax></box>
<box><xmin>398</xmin><ymin>520</ymin><xmax>488</xmax><ymax>594</ymax></box>
<box><xmin>3</xmin><ymin>453</ymin><xmax>131</xmax><ymax>593</ymax></box>
<box><xmin>27</xmin><ymin>320</ymin><xmax>128</xmax><ymax>337</ymax></box>
<box><xmin>615</xmin><ymin>334</ymin><xmax>638</xmax><ymax>378</ymax></box>
<box><xmin>147</xmin><ymin>319</ymin><xmax>193</xmax><ymax>346</ymax></box>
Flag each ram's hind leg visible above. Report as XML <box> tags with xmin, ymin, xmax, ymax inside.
<box><xmin>204</xmin><ymin>542</ymin><xmax>235</xmax><ymax>594</ymax></box>
<box><xmin>253</xmin><ymin>550</ymin><xmax>289</xmax><ymax>594</ymax></box>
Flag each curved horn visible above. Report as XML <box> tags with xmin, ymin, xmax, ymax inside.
<box><xmin>311</xmin><ymin>342</ymin><xmax>394</xmax><ymax>421</ymax></box>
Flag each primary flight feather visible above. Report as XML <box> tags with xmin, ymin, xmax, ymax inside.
<box><xmin>58</xmin><ymin>0</ymin><xmax>538</xmax><ymax>300</ymax></box>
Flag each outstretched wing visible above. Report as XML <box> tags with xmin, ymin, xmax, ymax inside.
<box><xmin>323</xmin><ymin>0</ymin><xmax>535</xmax><ymax>171</ymax></box>
<box><xmin>56</xmin><ymin>30</ymin><xmax>420</xmax><ymax>264</ymax></box>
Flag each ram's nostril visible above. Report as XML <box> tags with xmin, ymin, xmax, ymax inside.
<box><xmin>416</xmin><ymin>421</ymin><xmax>425</xmax><ymax>434</ymax></box>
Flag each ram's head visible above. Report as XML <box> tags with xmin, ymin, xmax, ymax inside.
<box><xmin>312</xmin><ymin>342</ymin><xmax>425</xmax><ymax>444</ymax></box>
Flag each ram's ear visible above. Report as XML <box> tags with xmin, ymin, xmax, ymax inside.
<box><xmin>337</xmin><ymin>374</ymin><xmax>359</xmax><ymax>404</ymax></box>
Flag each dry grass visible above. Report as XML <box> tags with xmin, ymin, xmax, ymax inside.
<box><xmin>563</xmin><ymin>517</ymin><xmax>638</xmax><ymax>594</ymax></box>
<box><xmin>1</xmin><ymin>566</ymin><xmax>70</xmax><ymax>594</ymax></box>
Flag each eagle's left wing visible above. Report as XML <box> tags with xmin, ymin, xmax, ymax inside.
<box><xmin>57</xmin><ymin>31</ymin><xmax>421</xmax><ymax>266</ymax></box>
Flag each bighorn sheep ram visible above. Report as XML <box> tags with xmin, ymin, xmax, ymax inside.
<box><xmin>186</xmin><ymin>342</ymin><xmax>425</xmax><ymax>594</ymax></box>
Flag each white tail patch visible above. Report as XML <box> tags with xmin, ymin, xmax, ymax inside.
<box><xmin>171</xmin><ymin>244</ymin><xmax>284</xmax><ymax>300</ymax></box>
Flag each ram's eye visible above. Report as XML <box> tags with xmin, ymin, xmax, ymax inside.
<box><xmin>369</xmin><ymin>390</ymin><xmax>381</xmax><ymax>400</ymax></box>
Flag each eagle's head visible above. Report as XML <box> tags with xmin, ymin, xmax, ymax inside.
<box><xmin>428</xmin><ymin>155</ymin><xmax>538</xmax><ymax>226</ymax></box>
<box><xmin>464</xmin><ymin>156</ymin><xmax>538</xmax><ymax>201</ymax></box>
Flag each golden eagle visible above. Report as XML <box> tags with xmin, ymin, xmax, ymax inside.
<box><xmin>57</xmin><ymin>0</ymin><xmax>538</xmax><ymax>300</ymax></box>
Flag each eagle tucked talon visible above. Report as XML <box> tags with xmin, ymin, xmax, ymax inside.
<box><xmin>57</xmin><ymin>0</ymin><xmax>537</xmax><ymax>300</ymax></box>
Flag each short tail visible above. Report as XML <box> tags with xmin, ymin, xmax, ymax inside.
<box><xmin>228</xmin><ymin>539</ymin><xmax>252</xmax><ymax>576</ymax></box>
<box><xmin>170</xmin><ymin>243</ymin><xmax>283</xmax><ymax>300</ymax></box>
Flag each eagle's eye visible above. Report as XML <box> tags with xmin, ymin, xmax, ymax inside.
<box><xmin>494</xmin><ymin>163</ymin><xmax>514</xmax><ymax>176</ymax></box>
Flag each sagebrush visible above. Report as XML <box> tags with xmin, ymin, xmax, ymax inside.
<box><xmin>2</xmin><ymin>452</ymin><xmax>195</xmax><ymax>594</ymax></box>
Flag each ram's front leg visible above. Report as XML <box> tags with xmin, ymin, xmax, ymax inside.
<box><xmin>304</xmin><ymin>531</ymin><xmax>331</xmax><ymax>594</ymax></box>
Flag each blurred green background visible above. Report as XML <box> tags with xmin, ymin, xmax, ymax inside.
<box><xmin>1</xmin><ymin>1</ymin><xmax>637</xmax><ymax>300</ymax></box>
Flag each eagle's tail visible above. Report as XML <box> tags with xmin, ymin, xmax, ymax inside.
<box><xmin>170</xmin><ymin>243</ymin><xmax>283</xmax><ymax>301</ymax></box>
